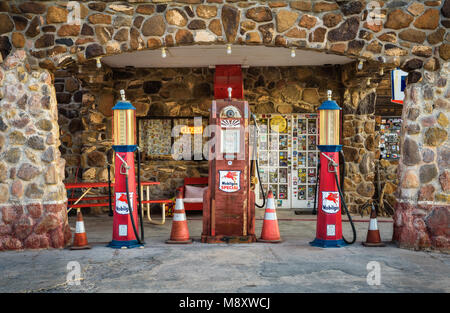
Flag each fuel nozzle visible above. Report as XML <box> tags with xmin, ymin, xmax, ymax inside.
<box><xmin>227</xmin><ymin>87</ymin><xmax>232</xmax><ymax>100</ymax></box>
<box><xmin>120</xmin><ymin>89</ymin><xmax>126</xmax><ymax>101</ymax></box>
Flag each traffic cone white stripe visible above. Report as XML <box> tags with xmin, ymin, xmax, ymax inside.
<box><xmin>173</xmin><ymin>213</ymin><xmax>186</xmax><ymax>221</ymax></box>
<box><xmin>266</xmin><ymin>197</ymin><xmax>275</xmax><ymax>208</ymax></box>
<box><xmin>75</xmin><ymin>221</ymin><xmax>85</xmax><ymax>233</ymax></box>
<box><xmin>369</xmin><ymin>218</ymin><xmax>378</xmax><ymax>230</ymax></box>
<box><xmin>264</xmin><ymin>212</ymin><xmax>277</xmax><ymax>220</ymax></box>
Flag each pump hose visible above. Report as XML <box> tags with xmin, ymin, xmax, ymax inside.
<box><xmin>125</xmin><ymin>172</ymin><xmax>144</xmax><ymax>245</ymax></box>
<box><xmin>334</xmin><ymin>151</ymin><xmax>356</xmax><ymax>245</ymax></box>
<box><xmin>251</xmin><ymin>114</ymin><xmax>266</xmax><ymax>208</ymax></box>
<box><xmin>136</xmin><ymin>148</ymin><xmax>144</xmax><ymax>243</ymax></box>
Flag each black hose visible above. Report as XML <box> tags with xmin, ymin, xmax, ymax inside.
<box><xmin>255</xmin><ymin>159</ymin><xmax>266</xmax><ymax>208</ymax></box>
<box><xmin>107</xmin><ymin>164</ymin><xmax>113</xmax><ymax>217</ymax></box>
<box><xmin>125</xmin><ymin>172</ymin><xmax>143</xmax><ymax>245</ymax></box>
<box><xmin>251</xmin><ymin>114</ymin><xmax>266</xmax><ymax>208</ymax></box>
<box><xmin>333</xmin><ymin>170</ymin><xmax>356</xmax><ymax>245</ymax></box>
<box><xmin>312</xmin><ymin>160</ymin><xmax>320</xmax><ymax>215</ymax></box>
<box><xmin>136</xmin><ymin>148</ymin><xmax>144</xmax><ymax>243</ymax></box>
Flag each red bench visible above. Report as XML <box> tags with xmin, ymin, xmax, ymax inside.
<box><xmin>180</xmin><ymin>177</ymin><xmax>208</xmax><ymax>211</ymax></box>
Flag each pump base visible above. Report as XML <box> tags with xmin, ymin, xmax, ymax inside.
<box><xmin>107</xmin><ymin>240</ymin><xmax>144</xmax><ymax>249</ymax></box>
<box><xmin>201</xmin><ymin>235</ymin><xmax>256</xmax><ymax>244</ymax></box>
<box><xmin>310</xmin><ymin>238</ymin><xmax>346</xmax><ymax>248</ymax></box>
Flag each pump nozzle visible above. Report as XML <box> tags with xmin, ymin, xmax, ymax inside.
<box><xmin>120</xmin><ymin>89</ymin><xmax>126</xmax><ymax>101</ymax></box>
<box><xmin>227</xmin><ymin>87</ymin><xmax>232</xmax><ymax>100</ymax></box>
<box><xmin>327</xmin><ymin>90</ymin><xmax>332</xmax><ymax>101</ymax></box>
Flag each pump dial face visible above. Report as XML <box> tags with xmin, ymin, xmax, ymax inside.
<box><xmin>220</xmin><ymin>105</ymin><xmax>241</xmax><ymax>118</ymax></box>
<box><xmin>226</xmin><ymin>109</ymin><xmax>235</xmax><ymax>118</ymax></box>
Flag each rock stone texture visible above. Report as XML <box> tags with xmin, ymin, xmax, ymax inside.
<box><xmin>0</xmin><ymin>51</ymin><xmax>70</xmax><ymax>251</ymax></box>
<box><xmin>0</xmin><ymin>1</ymin><xmax>443</xmax><ymax>69</ymax></box>
<box><xmin>393</xmin><ymin>62</ymin><xmax>450</xmax><ymax>253</ymax></box>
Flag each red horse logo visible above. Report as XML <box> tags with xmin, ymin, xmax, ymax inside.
<box><xmin>325</xmin><ymin>193</ymin><xmax>339</xmax><ymax>205</ymax></box>
<box><xmin>118</xmin><ymin>194</ymin><xmax>128</xmax><ymax>204</ymax></box>
<box><xmin>224</xmin><ymin>171</ymin><xmax>238</xmax><ymax>183</ymax></box>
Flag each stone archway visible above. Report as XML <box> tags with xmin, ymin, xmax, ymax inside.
<box><xmin>0</xmin><ymin>0</ymin><xmax>448</xmax><ymax>251</ymax></box>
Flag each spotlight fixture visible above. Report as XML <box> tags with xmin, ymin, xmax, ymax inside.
<box><xmin>96</xmin><ymin>57</ymin><xmax>102</xmax><ymax>69</ymax></box>
<box><xmin>290</xmin><ymin>48</ymin><xmax>296</xmax><ymax>58</ymax></box>
<box><xmin>161</xmin><ymin>47</ymin><xmax>167</xmax><ymax>58</ymax></box>
<box><xmin>358</xmin><ymin>60</ymin><xmax>364</xmax><ymax>70</ymax></box>
<box><xmin>379</xmin><ymin>67</ymin><xmax>384</xmax><ymax>76</ymax></box>
<box><xmin>227</xmin><ymin>44</ymin><xmax>232</xmax><ymax>55</ymax></box>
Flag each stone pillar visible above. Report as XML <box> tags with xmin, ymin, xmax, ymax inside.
<box><xmin>393</xmin><ymin>62</ymin><xmax>450</xmax><ymax>252</ymax></box>
<box><xmin>340</xmin><ymin>62</ymin><xmax>381</xmax><ymax>214</ymax></box>
<box><xmin>0</xmin><ymin>51</ymin><xmax>71</xmax><ymax>250</ymax></box>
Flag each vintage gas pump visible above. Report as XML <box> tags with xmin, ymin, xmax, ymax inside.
<box><xmin>108</xmin><ymin>90</ymin><xmax>144</xmax><ymax>249</ymax></box>
<box><xmin>202</xmin><ymin>65</ymin><xmax>257</xmax><ymax>243</ymax></box>
<box><xmin>310</xmin><ymin>91</ymin><xmax>356</xmax><ymax>248</ymax></box>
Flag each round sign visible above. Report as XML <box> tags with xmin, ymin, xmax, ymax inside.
<box><xmin>270</xmin><ymin>116</ymin><xmax>287</xmax><ymax>133</ymax></box>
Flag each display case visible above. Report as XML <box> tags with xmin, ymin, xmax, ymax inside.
<box><xmin>377</xmin><ymin>116</ymin><xmax>401</xmax><ymax>160</ymax></box>
<box><xmin>256</xmin><ymin>114</ymin><xmax>319</xmax><ymax>210</ymax></box>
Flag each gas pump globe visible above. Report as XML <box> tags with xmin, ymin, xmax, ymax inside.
<box><xmin>108</xmin><ymin>90</ymin><xmax>143</xmax><ymax>249</ymax></box>
<box><xmin>318</xmin><ymin>90</ymin><xmax>340</xmax><ymax>146</ymax></box>
<box><xmin>113</xmin><ymin>90</ymin><xmax>136</xmax><ymax>148</ymax></box>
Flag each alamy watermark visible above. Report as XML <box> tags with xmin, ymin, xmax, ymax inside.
<box><xmin>66</xmin><ymin>261</ymin><xmax>82</xmax><ymax>286</ymax></box>
<box><xmin>366</xmin><ymin>1</ymin><xmax>383</xmax><ymax>27</ymax></box>
<box><xmin>366</xmin><ymin>261</ymin><xmax>381</xmax><ymax>286</ymax></box>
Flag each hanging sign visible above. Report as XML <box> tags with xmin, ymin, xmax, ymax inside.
<box><xmin>218</xmin><ymin>170</ymin><xmax>241</xmax><ymax>192</ymax></box>
<box><xmin>391</xmin><ymin>68</ymin><xmax>408</xmax><ymax>104</ymax></box>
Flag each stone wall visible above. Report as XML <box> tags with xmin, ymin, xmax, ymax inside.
<box><xmin>0</xmin><ymin>50</ymin><xmax>71</xmax><ymax>250</ymax></box>
<box><xmin>393</xmin><ymin>63</ymin><xmax>450</xmax><ymax>252</ymax></box>
<box><xmin>55</xmin><ymin>70</ymin><xmax>84</xmax><ymax>183</ymax></box>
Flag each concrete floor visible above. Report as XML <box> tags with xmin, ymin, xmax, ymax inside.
<box><xmin>0</xmin><ymin>210</ymin><xmax>449</xmax><ymax>293</ymax></box>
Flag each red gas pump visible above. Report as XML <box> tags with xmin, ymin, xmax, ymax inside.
<box><xmin>202</xmin><ymin>65</ymin><xmax>257</xmax><ymax>243</ymax></box>
<box><xmin>108</xmin><ymin>90</ymin><xmax>144</xmax><ymax>249</ymax></box>
<box><xmin>310</xmin><ymin>91</ymin><xmax>356</xmax><ymax>248</ymax></box>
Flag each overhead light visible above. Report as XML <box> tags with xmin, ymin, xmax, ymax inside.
<box><xmin>227</xmin><ymin>44</ymin><xmax>232</xmax><ymax>55</ymax></box>
<box><xmin>357</xmin><ymin>60</ymin><xmax>364</xmax><ymax>70</ymax></box>
<box><xmin>161</xmin><ymin>47</ymin><xmax>167</xmax><ymax>58</ymax></box>
<box><xmin>379</xmin><ymin>67</ymin><xmax>384</xmax><ymax>76</ymax></box>
<box><xmin>367</xmin><ymin>78</ymin><xmax>371</xmax><ymax>86</ymax></box>
<box><xmin>290</xmin><ymin>48</ymin><xmax>296</xmax><ymax>58</ymax></box>
<box><xmin>96</xmin><ymin>57</ymin><xmax>102</xmax><ymax>68</ymax></box>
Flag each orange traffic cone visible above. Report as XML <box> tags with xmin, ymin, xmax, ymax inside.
<box><xmin>362</xmin><ymin>204</ymin><xmax>385</xmax><ymax>247</ymax></box>
<box><xmin>166</xmin><ymin>188</ymin><xmax>192</xmax><ymax>244</ymax></box>
<box><xmin>257</xmin><ymin>190</ymin><xmax>282</xmax><ymax>243</ymax></box>
<box><xmin>70</xmin><ymin>209</ymin><xmax>91</xmax><ymax>250</ymax></box>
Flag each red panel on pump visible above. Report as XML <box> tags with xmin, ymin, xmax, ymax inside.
<box><xmin>214</xmin><ymin>65</ymin><xmax>243</xmax><ymax>100</ymax></box>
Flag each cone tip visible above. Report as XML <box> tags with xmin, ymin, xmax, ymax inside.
<box><xmin>267</xmin><ymin>190</ymin><xmax>274</xmax><ymax>198</ymax></box>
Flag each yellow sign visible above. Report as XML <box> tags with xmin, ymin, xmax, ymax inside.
<box><xmin>180</xmin><ymin>126</ymin><xmax>203</xmax><ymax>135</ymax></box>
<box><xmin>270</xmin><ymin>116</ymin><xmax>287</xmax><ymax>133</ymax></box>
